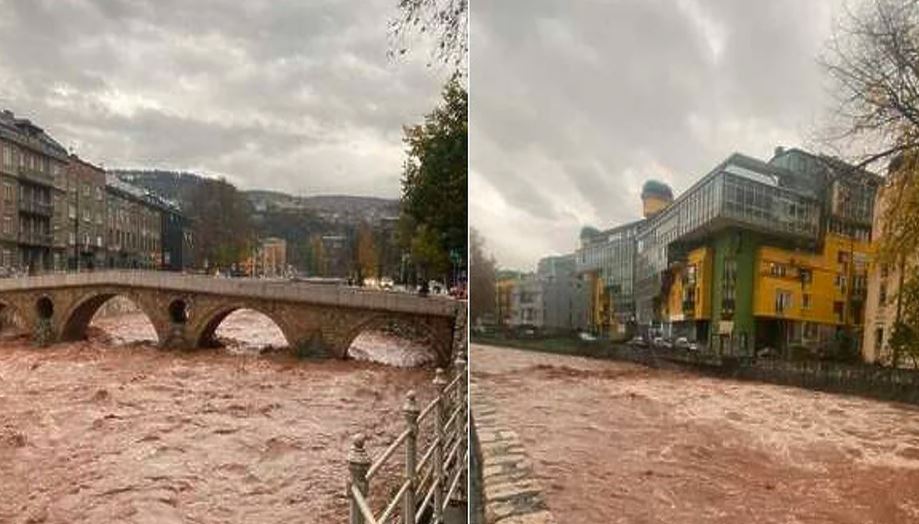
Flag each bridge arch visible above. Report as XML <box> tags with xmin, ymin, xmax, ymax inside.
<box><xmin>337</xmin><ymin>312</ymin><xmax>448</xmax><ymax>366</ymax></box>
<box><xmin>59</xmin><ymin>290</ymin><xmax>162</xmax><ymax>344</ymax></box>
<box><xmin>193</xmin><ymin>303</ymin><xmax>299</xmax><ymax>350</ymax></box>
<box><xmin>0</xmin><ymin>298</ymin><xmax>27</xmax><ymax>335</ymax></box>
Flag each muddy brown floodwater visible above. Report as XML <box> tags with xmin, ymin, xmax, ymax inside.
<box><xmin>472</xmin><ymin>344</ymin><xmax>919</xmax><ymax>524</ymax></box>
<box><xmin>0</xmin><ymin>309</ymin><xmax>439</xmax><ymax>523</ymax></box>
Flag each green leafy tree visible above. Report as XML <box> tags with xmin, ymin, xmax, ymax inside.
<box><xmin>187</xmin><ymin>177</ymin><xmax>253</xmax><ymax>270</ymax></box>
<box><xmin>400</xmin><ymin>79</ymin><xmax>467</xmax><ymax>285</ymax></box>
<box><xmin>888</xmin><ymin>274</ymin><xmax>919</xmax><ymax>366</ymax></box>
<box><xmin>410</xmin><ymin>223</ymin><xmax>450</xmax><ymax>284</ymax></box>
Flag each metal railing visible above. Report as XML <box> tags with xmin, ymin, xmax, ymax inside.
<box><xmin>347</xmin><ymin>353</ymin><xmax>468</xmax><ymax>524</ymax></box>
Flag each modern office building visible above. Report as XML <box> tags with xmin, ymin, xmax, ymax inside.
<box><xmin>576</xmin><ymin>219</ymin><xmax>644</xmax><ymax>338</ymax></box>
<box><xmin>575</xmin><ymin>148</ymin><xmax>880</xmax><ymax>357</ymax></box>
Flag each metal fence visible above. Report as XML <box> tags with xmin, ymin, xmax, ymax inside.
<box><xmin>347</xmin><ymin>353</ymin><xmax>468</xmax><ymax>524</ymax></box>
<box><xmin>731</xmin><ymin>357</ymin><xmax>919</xmax><ymax>403</ymax></box>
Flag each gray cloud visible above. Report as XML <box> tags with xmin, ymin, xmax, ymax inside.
<box><xmin>472</xmin><ymin>0</ymin><xmax>842</xmax><ymax>270</ymax></box>
<box><xmin>0</xmin><ymin>0</ymin><xmax>448</xmax><ymax>197</ymax></box>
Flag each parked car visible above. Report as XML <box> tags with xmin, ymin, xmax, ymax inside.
<box><xmin>674</xmin><ymin>337</ymin><xmax>690</xmax><ymax>350</ymax></box>
<box><xmin>579</xmin><ymin>331</ymin><xmax>597</xmax><ymax>342</ymax></box>
<box><xmin>627</xmin><ymin>336</ymin><xmax>647</xmax><ymax>347</ymax></box>
<box><xmin>757</xmin><ymin>346</ymin><xmax>779</xmax><ymax>359</ymax></box>
<box><xmin>652</xmin><ymin>337</ymin><xmax>672</xmax><ymax>349</ymax></box>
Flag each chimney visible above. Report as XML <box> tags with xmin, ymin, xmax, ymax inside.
<box><xmin>774</xmin><ymin>146</ymin><xmax>785</xmax><ymax>158</ymax></box>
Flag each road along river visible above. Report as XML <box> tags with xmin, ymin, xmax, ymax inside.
<box><xmin>0</xmin><ymin>306</ymin><xmax>440</xmax><ymax>523</ymax></box>
<box><xmin>472</xmin><ymin>343</ymin><xmax>919</xmax><ymax>524</ymax></box>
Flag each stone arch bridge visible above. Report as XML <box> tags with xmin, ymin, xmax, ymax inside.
<box><xmin>0</xmin><ymin>271</ymin><xmax>463</xmax><ymax>366</ymax></box>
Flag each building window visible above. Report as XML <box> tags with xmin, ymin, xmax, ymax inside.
<box><xmin>799</xmin><ymin>268</ymin><xmax>812</xmax><ymax>284</ymax></box>
<box><xmin>775</xmin><ymin>290</ymin><xmax>792</xmax><ymax>314</ymax></box>
<box><xmin>3</xmin><ymin>183</ymin><xmax>11</xmax><ymax>203</ymax></box>
<box><xmin>880</xmin><ymin>282</ymin><xmax>887</xmax><ymax>305</ymax></box>
<box><xmin>875</xmin><ymin>327</ymin><xmax>884</xmax><ymax>352</ymax></box>
<box><xmin>834</xmin><ymin>274</ymin><xmax>847</xmax><ymax>290</ymax></box>
<box><xmin>769</xmin><ymin>263</ymin><xmax>786</xmax><ymax>277</ymax></box>
<box><xmin>881</xmin><ymin>263</ymin><xmax>889</xmax><ymax>279</ymax></box>
<box><xmin>802</xmin><ymin>293</ymin><xmax>811</xmax><ymax>310</ymax></box>
<box><xmin>68</xmin><ymin>205</ymin><xmax>76</xmax><ymax>220</ymax></box>
<box><xmin>833</xmin><ymin>301</ymin><xmax>844</xmax><ymax>323</ymax></box>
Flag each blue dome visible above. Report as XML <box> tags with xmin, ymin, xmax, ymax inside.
<box><xmin>641</xmin><ymin>180</ymin><xmax>673</xmax><ymax>200</ymax></box>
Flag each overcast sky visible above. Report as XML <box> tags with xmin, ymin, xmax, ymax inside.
<box><xmin>472</xmin><ymin>0</ymin><xmax>844</xmax><ymax>270</ymax></box>
<box><xmin>0</xmin><ymin>0</ymin><xmax>447</xmax><ymax>198</ymax></box>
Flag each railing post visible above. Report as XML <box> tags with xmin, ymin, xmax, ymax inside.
<box><xmin>403</xmin><ymin>390</ymin><xmax>420</xmax><ymax>524</ymax></box>
<box><xmin>454</xmin><ymin>350</ymin><xmax>467</xmax><ymax>500</ymax></box>
<box><xmin>432</xmin><ymin>367</ymin><xmax>448</xmax><ymax>523</ymax></box>
<box><xmin>348</xmin><ymin>433</ymin><xmax>371</xmax><ymax>524</ymax></box>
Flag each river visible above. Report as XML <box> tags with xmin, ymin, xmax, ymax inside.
<box><xmin>0</xmin><ymin>308</ymin><xmax>439</xmax><ymax>523</ymax></box>
<box><xmin>472</xmin><ymin>343</ymin><xmax>919</xmax><ymax>524</ymax></box>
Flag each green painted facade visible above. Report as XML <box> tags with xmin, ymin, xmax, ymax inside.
<box><xmin>708</xmin><ymin>229</ymin><xmax>758</xmax><ymax>356</ymax></box>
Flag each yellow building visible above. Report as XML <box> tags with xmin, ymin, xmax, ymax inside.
<box><xmin>753</xmin><ymin>233</ymin><xmax>871</xmax><ymax>351</ymax></box>
<box><xmin>663</xmin><ymin>246</ymin><xmax>713</xmax><ymax>340</ymax></box>
<box><xmin>495</xmin><ymin>275</ymin><xmax>517</xmax><ymax>327</ymax></box>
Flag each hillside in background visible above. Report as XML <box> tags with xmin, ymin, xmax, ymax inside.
<box><xmin>111</xmin><ymin>169</ymin><xmax>400</xmax><ymax>225</ymax></box>
<box><xmin>110</xmin><ymin>169</ymin><xmax>403</xmax><ymax>275</ymax></box>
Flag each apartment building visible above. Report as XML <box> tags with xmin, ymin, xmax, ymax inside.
<box><xmin>0</xmin><ymin>109</ymin><xmax>69</xmax><ymax>272</ymax></box>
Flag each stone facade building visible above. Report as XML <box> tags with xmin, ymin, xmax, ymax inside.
<box><xmin>64</xmin><ymin>155</ymin><xmax>107</xmax><ymax>269</ymax></box>
<box><xmin>862</xmin><ymin>158</ymin><xmax>914</xmax><ymax>365</ymax></box>
<box><xmin>0</xmin><ymin>109</ymin><xmax>192</xmax><ymax>273</ymax></box>
<box><xmin>0</xmin><ymin>109</ymin><xmax>69</xmax><ymax>272</ymax></box>
<box><xmin>105</xmin><ymin>174</ymin><xmax>164</xmax><ymax>269</ymax></box>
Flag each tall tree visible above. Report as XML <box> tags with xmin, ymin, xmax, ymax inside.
<box><xmin>469</xmin><ymin>227</ymin><xmax>496</xmax><ymax>324</ymax></box>
<box><xmin>400</xmin><ymin>79</ymin><xmax>468</xmax><ymax>284</ymax></box>
<box><xmin>355</xmin><ymin>222</ymin><xmax>380</xmax><ymax>283</ymax></box>
<box><xmin>823</xmin><ymin>0</ymin><xmax>919</xmax><ymax>165</ymax></box>
<box><xmin>187</xmin><ymin>177</ymin><xmax>253</xmax><ymax>270</ymax></box>
<box><xmin>824</xmin><ymin>0</ymin><xmax>919</xmax><ymax>365</ymax></box>
<box><xmin>390</xmin><ymin>0</ymin><xmax>468</xmax><ymax>73</ymax></box>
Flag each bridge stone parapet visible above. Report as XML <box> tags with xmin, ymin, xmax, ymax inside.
<box><xmin>0</xmin><ymin>271</ymin><xmax>463</xmax><ymax>365</ymax></box>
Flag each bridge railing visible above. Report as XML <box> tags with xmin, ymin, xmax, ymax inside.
<box><xmin>347</xmin><ymin>352</ymin><xmax>468</xmax><ymax>524</ymax></box>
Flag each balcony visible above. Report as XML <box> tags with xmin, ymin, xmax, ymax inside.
<box><xmin>17</xmin><ymin>165</ymin><xmax>55</xmax><ymax>187</ymax></box>
<box><xmin>18</xmin><ymin>230</ymin><xmax>53</xmax><ymax>246</ymax></box>
<box><xmin>19</xmin><ymin>199</ymin><xmax>53</xmax><ymax>217</ymax></box>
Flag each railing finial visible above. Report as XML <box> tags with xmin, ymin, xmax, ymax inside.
<box><xmin>348</xmin><ymin>433</ymin><xmax>371</xmax><ymax>524</ymax></box>
<box><xmin>403</xmin><ymin>389</ymin><xmax>419</xmax><ymax>413</ymax></box>
<box><xmin>433</xmin><ymin>367</ymin><xmax>448</xmax><ymax>387</ymax></box>
<box><xmin>348</xmin><ymin>433</ymin><xmax>371</xmax><ymax>472</ymax></box>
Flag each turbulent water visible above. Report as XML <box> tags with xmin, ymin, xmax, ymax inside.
<box><xmin>472</xmin><ymin>344</ymin><xmax>919</xmax><ymax>524</ymax></box>
<box><xmin>0</xmin><ymin>308</ymin><xmax>439</xmax><ymax>523</ymax></box>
